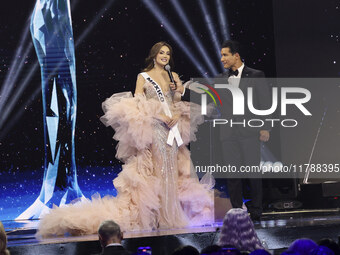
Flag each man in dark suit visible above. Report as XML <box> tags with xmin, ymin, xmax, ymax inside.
<box><xmin>98</xmin><ymin>220</ymin><xmax>131</xmax><ymax>255</ymax></box>
<box><xmin>217</xmin><ymin>40</ymin><xmax>271</xmax><ymax>220</ymax></box>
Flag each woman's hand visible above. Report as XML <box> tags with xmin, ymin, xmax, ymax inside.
<box><xmin>170</xmin><ymin>73</ymin><xmax>184</xmax><ymax>94</ymax></box>
<box><xmin>170</xmin><ymin>82</ymin><xmax>184</xmax><ymax>94</ymax></box>
<box><xmin>169</xmin><ymin>82</ymin><xmax>177</xmax><ymax>91</ymax></box>
<box><xmin>168</xmin><ymin>114</ymin><xmax>180</xmax><ymax>128</ymax></box>
<box><xmin>158</xmin><ymin>114</ymin><xmax>172</xmax><ymax>126</ymax></box>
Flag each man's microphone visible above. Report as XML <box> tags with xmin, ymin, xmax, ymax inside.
<box><xmin>164</xmin><ymin>64</ymin><xmax>177</xmax><ymax>90</ymax></box>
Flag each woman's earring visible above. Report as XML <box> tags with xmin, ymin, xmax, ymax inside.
<box><xmin>153</xmin><ymin>59</ymin><xmax>156</xmax><ymax>66</ymax></box>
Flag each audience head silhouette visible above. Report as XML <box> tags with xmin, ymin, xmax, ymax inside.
<box><xmin>317</xmin><ymin>238</ymin><xmax>340</xmax><ymax>255</ymax></box>
<box><xmin>172</xmin><ymin>245</ymin><xmax>199</xmax><ymax>255</ymax></box>
<box><xmin>0</xmin><ymin>221</ymin><xmax>10</xmax><ymax>255</ymax></box>
<box><xmin>98</xmin><ymin>220</ymin><xmax>123</xmax><ymax>248</ymax></box>
<box><xmin>218</xmin><ymin>208</ymin><xmax>263</xmax><ymax>252</ymax></box>
<box><xmin>287</xmin><ymin>238</ymin><xmax>318</xmax><ymax>255</ymax></box>
<box><xmin>310</xmin><ymin>246</ymin><xmax>335</xmax><ymax>255</ymax></box>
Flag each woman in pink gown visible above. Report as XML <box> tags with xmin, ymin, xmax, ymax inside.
<box><xmin>37</xmin><ymin>42</ymin><xmax>214</xmax><ymax>237</ymax></box>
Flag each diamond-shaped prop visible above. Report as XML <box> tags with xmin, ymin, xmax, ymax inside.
<box><xmin>16</xmin><ymin>0</ymin><xmax>84</xmax><ymax>220</ymax></box>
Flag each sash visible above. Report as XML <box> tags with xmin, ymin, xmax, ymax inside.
<box><xmin>141</xmin><ymin>72</ymin><xmax>183</xmax><ymax>147</ymax></box>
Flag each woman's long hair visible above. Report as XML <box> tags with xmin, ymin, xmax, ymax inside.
<box><xmin>0</xmin><ymin>221</ymin><xmax>10</xmax><ymax>255</ymax></box>
<box><xmin>143</xmin><ymin>41</ymin><xmax>174</xmax><ymax>72</ymax></box>
<box><xmin>218</xmin><ymin>208</ymin><xmax>263</xmax><ymax>252</ymax></box>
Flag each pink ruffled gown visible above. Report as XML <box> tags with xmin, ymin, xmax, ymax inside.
<box><xmin>37</xmin><ymin>78</ymin><xmax>214</xmax><ymax>237</ymax></box>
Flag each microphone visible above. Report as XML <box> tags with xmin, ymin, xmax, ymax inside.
<box><xmin>164</xmin><ymin>64</ymin><xmax>177</xmax><ymax>90</ymax></box>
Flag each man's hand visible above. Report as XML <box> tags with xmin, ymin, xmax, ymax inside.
<box><xmin>259</xmin><ymin>130</ymin><xmax>270</xmax><ymax>142</ymax></box>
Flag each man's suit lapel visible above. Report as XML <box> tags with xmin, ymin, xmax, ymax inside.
<box><xmin>220</xmin><ymin>66</ymin><xmax>251</xmax><ymax>91</ymax></box>
<box><xmin>239</xmin><ymin>65</ymin><xmax>251</xmax><ymax>92</ymax></box>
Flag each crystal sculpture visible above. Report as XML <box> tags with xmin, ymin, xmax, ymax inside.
<box><xmin>17</xmin><ymin>0</ymin><xmax>84</xmax><ymax>219</ymax></box>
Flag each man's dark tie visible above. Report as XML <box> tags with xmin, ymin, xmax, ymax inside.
<box><xmin>228</xmin><ymin>69</ymin><xmax>239</xmax><ymax>77</ymax></box>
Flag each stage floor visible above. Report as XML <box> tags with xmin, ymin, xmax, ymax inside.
<box><xmin>4</xmin><ymin>208</ymin><xmax>340</xmax><ymax>254</ymax></box>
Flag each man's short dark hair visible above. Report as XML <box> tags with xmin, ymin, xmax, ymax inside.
<box><xmin>98</xmin><ymin>220</ymin><xmax>121</xmax><ymax>240</ymax></box>
<box><xmin>221</xmin><ymin>40</ymin><xmax>241</xmax><ymax>56</ymax></box>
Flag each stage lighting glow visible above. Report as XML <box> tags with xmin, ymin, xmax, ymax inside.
<box><xmin>303</xmin><ymin>107</ymin><xmax>328</xmax><ymax>184</ymax></box>
<box><xmin>216</xmin><ymin>0</ymin><xmax>230</xmax><ymax>41</ymax></box>
<box><xmin>170</xmin><ymin>0</ymin><xmax>218</xmax><ymax>76</ymax></box>
<box><xmin>75</xmin><ymin>0</ymin><xmax>116</xmax><ymax>47</ymax></box>
<box><xmin>70</xmin><ymin>0</ymin><xmax>79</xmax><ymax>9</ymax></box>
<box><xmin>0</xmin><ymin>86</ymin><xmax>41</xmax><ymax>142</ymax></box>
<box><xmin>0</xmin><ymin>22</ymin><xmax>32</xmax><ymax>115</ymax></box>
<box><xmin>142</xmin><ymin>0</ymin><xmax>210</xmax><ymax>77</ymax></box>
<box><xmin>0</xmin><ymin>62</ymin><xmax>39</xmax><ymax>131</ymax></box>
<box><xmin>0</xmin><ymin>1</ymin><xmax>115</xmax><ymax>133</ymax></box>
<box><xmin>0</xmin><ymin>0</ymin><xmax>82</xmax><ymax>118</ymax></box>
<box><xmin>198</xmin><ymin>0</ymin><xmax>225</xmax><ymax>72</ymax></box>
<box><xmin>0</xmin><ymin>44</ymin><xmax>33</xmax><ymax>110</ymax></box>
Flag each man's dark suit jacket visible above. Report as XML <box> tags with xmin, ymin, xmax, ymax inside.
<box><xmin>215</xmin><ymin>65</ymin><xmax>271</xmax><ymax>140</ymax></box>
<box><xmin>101</xmin><ymin>245</ymin><xmax>132</xmax><ymax>255</ymax></box>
